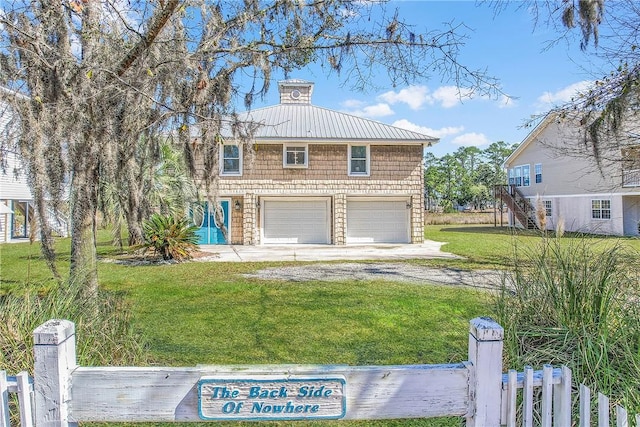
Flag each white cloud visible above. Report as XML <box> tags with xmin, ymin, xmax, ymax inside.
<box><xmin>393</xmin><ymin>119</ymin><xmax>464</xmax><ymax>138</ymax></box>
<box><xmin>431</xmin><ymin>86</ymin><xmax>474</xmax><ymax>108</ymax></box>
<box><xmin>341</xmin><ymin>99</ymin><xmax>366</xmax><ymax>109</ymax></box>
<box><xmin>451</xmin><ymin>132</ymin><xmax>491</xmax><ymax>147</ymax></box>
<box><xmin>378</xmin><ymin>85</ymin><xmax>429</xmax><ymax>110</ymax></box>
<box><xmin>537</xmin><ymin>80</ymin><xmax>593</xmax><ymax>108</ymax></box>
<box><xmin>344</xmin><ymin>102</ymin><xmax>394</xmax><ymax>118</ymax></box>
<box><xmin>377</xmin><ymin>84</ymin><xmax>487</xmax><ymax>110</ymax></box>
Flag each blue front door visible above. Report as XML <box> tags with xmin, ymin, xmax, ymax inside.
<box><xmin>191</xmin><ymin>201</ymin><xmax>229</xmax><ymax>245</ymax></box>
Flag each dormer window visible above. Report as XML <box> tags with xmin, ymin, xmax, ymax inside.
<box><xmin>283</xmin><ymin>145</ymin><xmax>308</xmax><ymax>168</ymax></box>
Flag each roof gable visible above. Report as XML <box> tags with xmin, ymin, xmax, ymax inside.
<box><xmin>505</xmin><ymin>113</ymin><xmax>559</xmax><ymax>165</ymax></box>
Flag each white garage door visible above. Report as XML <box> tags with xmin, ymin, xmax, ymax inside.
<box><xmin>262</xmin><ymin>199</ymin><xmax>331</xmax><ymax>244</ymax></box>
<box><xmin>347</xmin><ymin>199</ymin><xmax>410</xmax><ymax>243</ymax></box>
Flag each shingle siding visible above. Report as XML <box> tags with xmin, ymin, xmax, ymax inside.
<box><xmin>220</xmin><ymin>144</ymin><xmax>423</xmax><ymax>185</ymax></box>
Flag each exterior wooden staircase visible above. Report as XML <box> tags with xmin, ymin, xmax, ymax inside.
<box><xmin>495</xmin><ymin>185</ymin><xmax>539</xmax><ymax>230</ymax></box>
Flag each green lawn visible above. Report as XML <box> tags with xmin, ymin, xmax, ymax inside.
<box><xmin>100</xmin><ymin>263</ymin><xmax>488</xmax><ymax>366</ymax></box>
<box><xmin>425</xmin><ymin>224</ymin><xmax>640</xmax><ymax>267</ymax></box>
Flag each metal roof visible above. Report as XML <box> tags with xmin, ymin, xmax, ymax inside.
<box><xmin>227</xmin><ymin>103</ymin><xmax>438</xmax><ymax>144</ymax></box>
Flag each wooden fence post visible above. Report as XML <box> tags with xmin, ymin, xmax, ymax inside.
<box><xmin>467</xmin><ymin>317</ymin><xmax>504</xmax><ymax>427</ymax></box>
<box><xmin>33</xmin><ymin>320</ymin><xmax>77</xmax><ymax>427</ymax></box>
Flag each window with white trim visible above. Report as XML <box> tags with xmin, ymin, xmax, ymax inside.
<box><xmin>349</xmin><ymin>145</ymin><xmax>370</xmax><ymax>176</ymax></box>
<box><xmin>543</xmin><ymin>200</ymin><xmax>552</xmax><ymax>217</ymax></box>
<box><xmin>591</xmin><ymin>199</ymin><xmax>611</xmax><ymax>220</ymax></box>
<box><xmin>221</xmin><ymin>144</ymin><xmax>242</xmax><ymax>175</ymax></box>
<box><xmin>283</xmin><ymin>145</ymin><xmax>308</xmax><ymax>168</ymax></box>
<box><xmin>508</xmin><ymin>165</ymin><xmax>531</xmax><ymax>187</ymax></box>
<box><xmin>535</xmin><ymin>163</ymin><xmax>542</xmax><ymax>184</ymax></box>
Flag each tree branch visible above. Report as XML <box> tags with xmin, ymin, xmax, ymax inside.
<box><xmin>115</xmin><ymin>0</ymin><xmax>182</xmax><ymax>77</ymax></box>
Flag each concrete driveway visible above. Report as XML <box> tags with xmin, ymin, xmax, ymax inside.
<box><xmin>197</xmin><ymin>240</ymin><xmax>460</xmax><ymax>262</ymax></box>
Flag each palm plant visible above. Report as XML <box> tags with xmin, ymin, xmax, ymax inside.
<box><xmin>142</xmin><ymin>213</ymin><xmax>199</xmax><ymax>261</ymax></box>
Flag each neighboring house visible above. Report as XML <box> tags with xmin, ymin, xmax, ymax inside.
<box><xmin>0</xmin><ymin>92</ymin><xmax>33</xmax><ymax>243</ymax></box>
<box><xmin>192</xmin><ymin>79</ymin><xmax>438</xmax><ymax>245</ymax></box>
<box><xmin>0</xmin><ymin>149</ymin><xmax>34</xmax><ymax>243</ymax></box>
<box><xmin>501</xmin><ymin>113</ymin><xmax>640</xmax><ymax>236</ymax></box>
<box><xmin>0</xmin><ymin>90</ymin><xmax>68</xmax><ymax>242</ymax></box>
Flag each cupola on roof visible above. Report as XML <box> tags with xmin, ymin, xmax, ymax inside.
<box><xmin>278</xmin><ymin>79</ymin><xmax>314</xmax><ymax>105</ymax></box>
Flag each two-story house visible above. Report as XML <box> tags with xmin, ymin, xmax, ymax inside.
<box><xmin>501</xmin><ymin>113</ymin><xmax>640</xmax><ymax>236</ymax></box>
<box><xmin>0</xmin><ymin>89</ymin><xmax>69</xmax><ymax>242</ymax></box>
<box><xmin>192</xmin><ymin>79</ymin><xmax>438</xmax><ymax>246</ymax></box>
<box><xmin>0</xmin><ymin>92</ymin><xmax>33</xmax><ymax>243</ymax></box>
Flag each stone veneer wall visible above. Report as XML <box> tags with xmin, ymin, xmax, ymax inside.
<box><xmin>333</xmin><ymin>193</ymin><xmax>347</xmax><ymax>245</ymax></box>
<box><xmin>229</xmin><ymin>197</ymin><xmax>244</xmax><ymax>245</ymax></box>
<box><xmin>241</xmin><ymin>193</ymin><xmax>257</xmax><ymax>245</ymax></box>
<box><xmin>411</xmin><ymin>193</ymin><xmax>425</xmax><ymax>243</ymax></box>
<box><xmin>210</xmin><ymin>143</ymin><xmax>425</xmax><ymax>245</ymax></box>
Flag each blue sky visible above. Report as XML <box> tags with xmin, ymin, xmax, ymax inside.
<box><xmin>246</xmin><ymin>1</ymin><xmax>609</xmax><ymax>157</ymax></box>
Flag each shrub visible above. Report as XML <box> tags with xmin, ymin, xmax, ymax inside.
<box><xmin>494</xmin><ymin>235</ymin><xmax>640</xmax><ymax>413</ymax></box>
<box><xmin>142</xmin><ymin>213</ymin><xmax>199</xmax><ymax>261</ymax></box>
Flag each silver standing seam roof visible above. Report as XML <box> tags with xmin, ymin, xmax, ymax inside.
<box><xmin>229</xmin><ymin>103</ymin><xmax>438</xmax><ymax>145</ymax></box>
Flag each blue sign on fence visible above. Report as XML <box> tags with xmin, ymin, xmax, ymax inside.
<box><xmin>198</xmin><ymin>376</ymin><xmax>346</xmax><ymax>421</ymax></box>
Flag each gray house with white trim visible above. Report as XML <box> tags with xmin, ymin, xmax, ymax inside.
<box><xmin>192</xmin><ymin>79</ymin><xmax>438</xmax><ymax>245</ymax></box>
<box><xmin>503</xmin><ymin>113</ymin><xmax>640</xmax><ymax>236</ymax></box>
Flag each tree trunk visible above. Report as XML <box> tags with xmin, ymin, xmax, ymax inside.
<box><xmin>121</xmin><ymin>157</ymin><xmax>145</xmax><ymax>247</ymax></box>
<box><xmin>69</xmin><ymin>160</ymin><xmax>99</xmax><ymax>299</ymax></box>
<box><xmin>33</xmin><ymin>194</ymin><xmax>61</xmax><ymax>281</ymax></box>
<box><xmin>127</xmin><ymin>206</ymin><xmax>144</xmax><ymax>246</ymax></box>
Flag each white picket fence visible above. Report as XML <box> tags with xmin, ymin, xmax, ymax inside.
<box><xmin>1</xmin><ymin>372</ymin><xmax>33</xmax><ymax>427</ymax></box>
<box><xmin>1</xmin><ymin>318</ymin><xmax>638</xmax><ymax>426</ymax></box>
<box><xmin>501</xmin><ymin>365</ymin><xmax>640</xmax><ymax>427</ymax></box>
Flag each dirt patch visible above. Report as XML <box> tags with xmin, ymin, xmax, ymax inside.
<box><xmin>244</xmin><ymin>262</ymin><xmax>507</xmax><ymax>290</ymax></box>
<box><xmin>101</xmin><ymin>250</ymin><xmax>219</xmax><ymax>266</ymax></box>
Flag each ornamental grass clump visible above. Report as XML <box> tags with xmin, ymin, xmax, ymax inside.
<box><xmin>142</xmin><ymin>213</ymin><xmax>199</xmax><ymax>261</ymax></box>
<box><xmin>494</xmin><ymin>235</ymin><xmax>640</xmax><ymax>413</ymax></box>
<box><xmin>0</xmin><ymin>279</ymin><xmax>148</xmax><ymax>424</ymax></box>
<box><xmin>0</xmin><ymin>281</ymin><xmax>148</xmax><ymax>374</ymax></box>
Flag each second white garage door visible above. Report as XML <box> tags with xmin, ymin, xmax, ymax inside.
<box><xmin>262</xmin><ymin>199</ymin><xmax>331</xmax><ymax>244</ymax></box>
<box><xmin>347</xmin><ymin>199</ymin><xmax>410</xmax><ymax>243</ymax></box>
